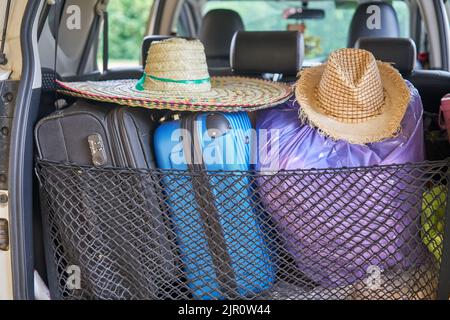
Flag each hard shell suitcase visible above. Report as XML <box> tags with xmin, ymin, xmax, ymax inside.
<box><xmin>35</xmin><ymin>100</ymin><xmax>178</xmax><ymax>299</ymax></box>
<box><xmin>154</xmin><ymin>112</ymin><xmax>275</xmax><ymax>299</ymax></box>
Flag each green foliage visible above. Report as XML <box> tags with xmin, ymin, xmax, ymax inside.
<box><xmin>104</xmin><ymin>0</ymin><xmax>410</xmax><ymax>63</ymax></box>
<box><xmin>205</xmin><ymin>0</ymin><xmax>410</xmax><ymax>61</ymax></box>
<box><xmin>106</xmin><ymin>0</ymin><xmax>153</xmax><ymax>62</ymax></box>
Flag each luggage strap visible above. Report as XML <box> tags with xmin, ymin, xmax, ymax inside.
<box><xmin>181</xmin><ymin>114</ymin><xmax>238</xmax><ymax>298</ymax></box>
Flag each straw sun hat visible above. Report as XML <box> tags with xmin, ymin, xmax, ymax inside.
<box><xmin>57</xmin><ymin>38</ymin><xmax>293</xmax><ymax>112</ymax></box>
<box><xmin>295</xmin><ymin>48</ymin><xmax>411</xmax><ymax>144</ymax></box>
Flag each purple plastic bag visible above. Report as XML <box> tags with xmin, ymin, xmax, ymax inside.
<box><xmin>256</xmin><ymin>82</ymin><xmax>429</xmax><ymax>287</ymax></box>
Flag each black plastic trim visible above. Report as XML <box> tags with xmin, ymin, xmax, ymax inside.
<box><xmin>434</xmin><ymin>0</ymin><xmax>449</xmax><ymax>70</ymax></box>
<box><xmin>8</xmin><ymin>0</ymin><xmax>43</xmax><ymax>300</ymax></box>
<box><xmin>0</xmin><ymin>81</ymin><xmax>19</xmax><ymax>191</ymax></box>
<box><xmin>152</xmin><ymin>0</ymin><xmax>166</xmax><ymax>35</ymax></box>
<box><xmin>37</xmin><ymin>1</ymin><xmax>51</xmax><ymax>40</ymax></box>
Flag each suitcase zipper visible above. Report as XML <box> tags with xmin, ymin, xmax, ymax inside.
<box><xmin>108</xmin><ymin>108</ymin><xmax>144</xmax><ymax>168</ymax></box>
<box><xmin>107</xmin><ymin>111</ymin><xmax>128</xmax><ymax>167</ymax></box>
<box><xmin>116</xmin><ymin>109</ymin><xmax>138</xmax><ymax>168</ymax></box>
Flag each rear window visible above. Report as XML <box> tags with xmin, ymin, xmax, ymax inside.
<box><xmin>203</xmin><ymin>0</ymin><xmax>410</xmax><ymax>63</ymax></box>
<box><xmin>99</xmin><ymin>0</ymin><xmax>153</xmax><ymax>69</ymax></box>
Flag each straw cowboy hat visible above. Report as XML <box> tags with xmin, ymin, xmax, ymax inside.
<box><xmin>57</xmin><ymin>38</ymin><xmax>293</xmax><ymax>112</ymax></box>
<box><xmin>295</xmin><ymin>48</ymin><xmax>411</xmax><ymax>144</ymax></box>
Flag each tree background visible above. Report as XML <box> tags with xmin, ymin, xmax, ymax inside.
<box><xmin>104</xmin><ymin>0</ymin><xmax>410</xmax><ymax>64</ymax></box>
<box><xmin>106</xmin><ymin>0</ymin><xmax>153</xmax><ymax>65</ymax></box>
<box><xmin>205</xmin><ymin>0</ymin><xmax>410</xmax><ymax>61</ymax></box>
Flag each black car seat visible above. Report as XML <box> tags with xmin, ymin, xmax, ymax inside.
<box><xmin>141</xmin><ymin>35</ymin><xmax>175</xmax><ymax>68</ymax></box>
<box><xmin>355</xmin><ymin>37</ymin><xmax>416</xmax><ymax>76</ymax></box>
<box><xmin>230</xmin><ymin>31</ymin><xmax>304</xmax><ymax>82</ymax></box>
<box><xmin>356</xmin><ymin>37</ymin><xmax>450</xmax><ymax>114</ymax></box>
<box><xmin>348</xmin><ymin>1</ymin><xmax>400</xmax><ymax>48</ymax></box>
<box><xmin>198</xmin><ymin>9</ymin><xmax>245</xmax><ymax>69</ymax></box>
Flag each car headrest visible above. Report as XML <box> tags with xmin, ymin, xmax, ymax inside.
<box><xmin>356</xmin><ymin>37</ymin><xmax>416</xmax><ymax>75</ymax></box>
<box><xmin>141</xmin><ymin>35</ymin><xmax>175</xmax><ymax>67</ymax></box>
<box><xmin>230</xmin><ymin>31</ymin><xmax>304</xmax><ymax>76</ymax></box>
<box><xmin>199</xmin><ymin>9</ymin><xmax>244</xmax><ymax>59</ymax></box>
<box><xmin>348</xmin><ymin>1</ymin><xmax>400</xmax><ymax>48</ymax></box>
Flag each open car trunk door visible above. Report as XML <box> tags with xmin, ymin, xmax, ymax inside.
<box><xmin>0</xmin><ymin>0</ymin><xmax>29</xmax><ymax>300</ymax></box>
<box><xmin>0</xmin><ymin>188</ymin><xmax>12</xmax><ymax>299</ymax></box>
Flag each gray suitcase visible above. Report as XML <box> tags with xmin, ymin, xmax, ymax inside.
<box><xmin>35</xmin><ymin>100</ymin><xmax>178</xmax><ymax>299</ymax></box>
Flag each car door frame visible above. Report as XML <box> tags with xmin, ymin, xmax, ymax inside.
<box><xmin>418</xmin><ymin>0</ymin><xmax>450</xmax><ymax>70</ymax></box>
<box><xmin>6</xmin><ymin>0</ymin><xmax>44</xmax><ymax>300</ymax></box>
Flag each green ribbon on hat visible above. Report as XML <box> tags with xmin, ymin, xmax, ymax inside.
<box><xmin>135</xmin><ymin>72</ymin><xmax>211</xmax><ymax>91</ymax></box>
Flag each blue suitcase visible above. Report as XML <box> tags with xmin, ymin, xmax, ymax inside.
<box><xmin>154</xmin><ymin>112</ymin><xmax>275</xmax><ymax>299</ymax></box>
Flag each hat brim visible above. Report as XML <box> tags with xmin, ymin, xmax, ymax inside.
<box><xmin>57</xmin><ymin>76</ymin><xmax>293</xmax><ymax>112</ymax></box>
<box><xmin>295</xmin><ymin>62</ymin><xmax>411</xmax><ymax>144</ymax></box>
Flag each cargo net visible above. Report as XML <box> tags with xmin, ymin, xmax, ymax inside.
<box><xmin>35</xmin><ymin>159</ymin><xmax>450</xmax><ymax>300</ymax></box>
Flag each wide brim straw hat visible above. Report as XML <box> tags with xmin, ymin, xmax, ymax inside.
<box><xmin>57</xmin><ymin>38</ymin><xmax>293</xmax><ymax>112</ymax></box>
<box><xmin>295</xmin><ymin>48</ymin><xmax>411</xmax><ymax>144</ymax></box>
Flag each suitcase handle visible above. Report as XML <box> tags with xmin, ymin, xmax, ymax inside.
<box><xmin>206</xmin><ymin>113</ymin><xmax>231</xmax><ymax>138</ymax></box>
<box><xmin>157</xmin><ymin>111</ymin><xmax>180</xmax><ymax>123</ymax></box>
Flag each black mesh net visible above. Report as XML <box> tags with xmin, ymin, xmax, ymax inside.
<box><xmin>35</xmin><ymin>158</ymin><xmax>450</xmax><ymax>300</ymax></box>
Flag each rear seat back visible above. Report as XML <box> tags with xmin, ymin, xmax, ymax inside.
<box><xmin>141</xmin><ymin>35</ymin><xmax>234</xmax><ymax>77</ymax></box>
<box><xmin>199</xmin><ymin>9</ymin><xmax>244</xmax><ymax>69</ymax></box>
<box><xmin>142</xmin><ymin>35</ymin><xmax>176</xmax><ymax>68</ymax></box>
<box><xmin>408</xmin><ymin>70</ymin><xmax>450</xmax><ymax>114</ymax></box>
<box><xmin>139</xmin><ymin>32</ymin><xmax>304</xmax><ymax>81</ymax></box>
<box><xmin>356</xmin><ymin>37</ymin><xmax>450</xmax><ymax>113</ymax></box>
<box><xmin>356</xmin><ymin>37</ymin><xmax>416</xmax><ymax>76</ymax></box>
<box><xmin>230</xmin><ymin>31</ymin><xmax>304</xmax><ymax>81</ymax></box>
<box><xmin>98</xmin><ymin>36</ymin><xmax>175</xmax><ymax>81</ymax></box>
<box><xmin>348</xmin><ymin>1</ymin><xmax>400</xmax><ymax>48</ymax></box>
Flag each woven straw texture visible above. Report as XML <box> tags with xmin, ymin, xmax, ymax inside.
<box><xmin>143</xmin><ymin>39</ymin><xmax>211</xmax><ymax>92</ymax></box>
<box><xmin>57</xmin><ymin>77</ymin><xmax>293</xmax><ymax>112</ymax></box>
<box><xmin>317</xmin><ymin>49</ymin><xmax>384</xmax><ymax>123</ymax></box>
<box><xmin>56</xmin><ymin>37</ymin><xmax>293</xmax><ymax>112</ymax></box>
<box><xmin>296</xmin><ymin>48</ymin><xmax>410</xmax><ymax>144</ymax></box>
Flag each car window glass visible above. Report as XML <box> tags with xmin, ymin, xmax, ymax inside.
<box><xmin>202</xmin><ymin>0</ymin><xmax>410</xmax><ymax>63</ymax></box>
<box><xmin>392</xmin><ymin>0</ymin><xmax>410</xmax><ymax>37</ymax></box>
<box><xmin>98</xmin><ymin>0</ymin><xmax>153</xmax><ymax>69</ymax></box>
<box><xmin>446</xmin><ymin>0</ymin><xmax>450</xmax><ymax>26</ymax></box>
